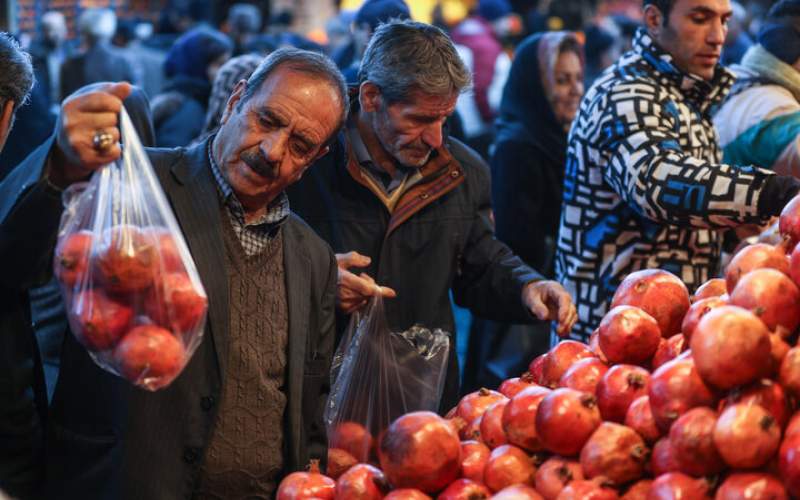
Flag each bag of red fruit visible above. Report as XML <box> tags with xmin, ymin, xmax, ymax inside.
<box><xmin>324</xmin><ymin>295</ymin><xmax>450</xmax><ymax>463</ymax></box>
<box><xmin>53</xmin><ymin>108</ymin><xmax>207</xmax><ymax>391</ymax></box>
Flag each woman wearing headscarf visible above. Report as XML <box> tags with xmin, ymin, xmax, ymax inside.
<box><xmin>151</xmin><ymin>27</ymin><xmax>232</xmax><ymax>148</ymax></box>
<box><xmin>200</xmin><ymin>53</ymin><xmax>263</xmax><ymax>140</ymax></box>
<box><xmin>462</xmin><ymin>32</ymin><xmax>584</xmax><ymax>391</ymax></box>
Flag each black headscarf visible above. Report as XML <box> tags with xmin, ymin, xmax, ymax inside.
<box><xmin>495</xmin><ymin>31</ymin><xmax>581</xmax><ymax>167</ymax></box>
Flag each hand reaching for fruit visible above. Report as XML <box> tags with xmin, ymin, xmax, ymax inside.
<box><xmin>522</xmin><ymin>280</ymin><xmax>577</xmax><ymax>337</ymax></box>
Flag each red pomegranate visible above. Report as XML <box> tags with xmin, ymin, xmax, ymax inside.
<box><xmin>529</xmin><ymin>354</ymin><xmax>546</xmax><ymax>385</ymax></box>
<box><xmin>780</xmin><ymin>347</ymin><xmax>800</xmax><ymax>399</ymax></box>
<box><xmin>651</xmin><ymin>334</ymin><xmax>686</xmax><ymax>371</ymax></box>
<box><xmin>779</xmin><ymin>433</ymin><xmax>800</xmax><ymax>498</ymax></box>
<box><xmin>790</xmin><ymin>241</ymin><xmax>800</xmax><ymax>288</ymax></box>
<box><xmin>648</xmin><ymin>473</ymin><xmax>709</xmax><ymax>500</ymax></box>
<box><xmin>535</xmin><ymin>457</ymin><xmax>583</xmax><ymax>500</ymax></box>
<box><xmin>693</xmin><ymin>278</ymin><xmax>727</xmax><ymax>302</ymax></box>
<box><xmin>767</xmin><ymin>334</ymin><xmax>791</xmax><ymax>378</ymax></box>
<box><xmin>146</xmin><ymin>227</ymin><xmax>184</xmax><ymax>273</ymax></box>
<box><xmin>730</xmin><ymin>268</ymin><xmax>800</xmax><ymax>334</ymax></box>
<box><xmin>502</xmin><ymin>385</ymin><xmax>551</xmax><ymax>452</ymax></box>
<box><xmin>480</xmin><ymin>400</ymin><xmax>508</xmax><ymax>449</ymax></box>
<box><xmin>598</xmin><ymin>306</ymin><xmax>661</xmax><ymax>365</ymax></box>
<box><xmin>459</xmin><ymin>440</ymin><xmax>490</xmax><ymax>484</ymax></box>
<box><xmin>329</xmin><ymin>422</ymin><xmax>373</xmax><ymax>462</ymax></box>
<box><xmin>715</xmin><ymin>473</ymin><xmax>788</xmax><ymax>500</ymax></box>
<box><xmin>680</xmin><ymin>297</ymin><xmax>727</xmax><ymax>343</ymax></box>
<box><xmin>787</xmin><ymin>414</ymin><xmax>800</xmax><ymax>438</ymax></box>
<box><xmin>690</xmin><ymin>305</ymin><xmax>771</xmax><ymax>390</ymax></box>
<box><xmin>559</xmin><ymin>358</ymin><xmax>609</xmax><ymax>395</ymax></box>
<box><xmin>668</xmin><ymin>407</ymin><xmax>724</xmax><ymax>477</ymax></box>
<box><xmin>624</xmin><ymin>396</ymin><xmax>661</xmax><ymax>444</ymax></box>
<box><xmin>621</xmin><ymin>480</ymin><xmax>652</xmax><ymax>500</ymax></box>
<box><xmin>334</xmin><ymin>463</ymin><xmax>388</xmax><ymax>500</ymax></box>
<box><xmin>113</xmin><ymin>325</ymin><xmax>185</xmax><ymax>389</ymax></box>
<box><xmin>384</xmin><ymin>489</ymin><xmax>431</xmax><ymax>500</ymax></box>
<box><xmin>144</xmin><ymin>272</ymin><xmax>207</xmax><ymax>333</ymax></box>
<box><xmin>377</xmin><ymin>411</ymin><xmax>461</xmax><ymax>493</ymax></box>
<box><xmin>71</xmin><ymin>289</ymin><xmax>134</xmax><ymax>351</ymax></box>
<box><xmin>276</xmin><ymin>460</ymin><xmax>336</xmax><ymax>500</ymax></box>
<box><xmin>483</xmin><ymin>444</ymin><xmax>536</xmax><ymax>492</ymax></box>
<box><xmin>720</xmin><ymin>379</ymin><xmax>790</xmax><ymax>429</ymax></box>
<box><xmin>541</xmin><ymin>341</ymin><xmax>596</xmax><ymax>387</ymax></box>
<box><xmin>650</xmin><ymin>438</ymin><xmax>680</xmax><ymax>476</ymax></box>
<box><xmin>779</xmin><ymin>193</ymin><xmax>800</xmax><ymax>249</ymax></box>
<box><xmin>555</xmin><ymin>478</ymin><xmax>619</xmax><ymax>499</ymax></box>
<box><xmin>596</xmin><ymin>365</ymin><xmax>651</xmax><ymax>423</ymax></box>
<box><xmin>437</xmin><ymin>479</ymin><xmax>491</xmax><ymax>500</ymax></box>
<box><xmin>326</xmin><ymin>448</ymin><xmax>357</xmax><ymax>480</ymax></box>
<box><xmin>492</xmin><ymin>484</ymin><xmax>544</xmax><ymax>500</ymax></box>
<box><xmin>456</xmin><ymin>388</ymin><xmax>507</xmax><ymax>424</ymax></box>
<box><xmin>649</xmin><ymin>357</ymin><xmax>717</xmax><ymax>433</ymax></box>
<box><xmin>580</xmin><ymin>423</ymin><xmax>648</xmax><ymax>486</ymax></box>
<box><xmin>462</xmin><ymin>415</ymin><xmax>482</xmax><ymax>441</ymax></box>
<box><xmin>610</xmin><ymin>269</ymin><xmax>690</xmax><ymax>338</ymax></box>
<box><xmin>713</xmin><ymin>403</ymin><xmax>781</xmax><ymax>469</ymax></box>
<box><xmin>94</xmin><ymin>224</ymin><xmax>158</xmax><ymax>293</ymax></box>
<box><xmin>535</xmin><ymin>388</ymin><xmax>602</xmax><ymax>456</ymax></box>
<box><xmin>724</xmin><ymin>243</ymin><xmax>790</xmax><ymax>293</ymax></box>
<box><xmin>589</xmin><ymin>329</ymin><xmax>610</xmax><ymax>364</ymax></box>
<box><xmin>498</xmin><ymin>372</ymin><xmax>538</xmax><ymax>398</ymax></box>
<box><xmin>54</xmin><ymin>230</ymin><xmax>94</xmax><ymax>288</ymax></box>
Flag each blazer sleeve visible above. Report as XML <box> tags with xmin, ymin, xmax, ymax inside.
<box><xmin>0</xmin><ymin>135</ymin><xmax>65</xmax><ymax>290</ymax></box>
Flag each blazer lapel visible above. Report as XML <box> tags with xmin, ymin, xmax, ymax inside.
<box><xmin>282</xmin><ymin>217</ymin><xmax>310</xmax><ymax>466</ymax></box>
<box><xmin>165</xmin><ymin>141</ymin><xmax>230</xmax><ymax>378</ymax></box>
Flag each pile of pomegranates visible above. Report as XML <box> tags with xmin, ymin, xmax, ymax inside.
<box><xmin>277</xmin><ymin>194</ymin><xmax>800</xmax><ymax>498</ymax></box>
<box><xmin>56</xmin><ymin>224</ymin><xmax>207</xmax><ymax>390</ymax></box>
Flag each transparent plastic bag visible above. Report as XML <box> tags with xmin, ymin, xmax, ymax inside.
<box><xmin>324</xmin><ymin>295</ymin><xmax>450</xmax><ymax>463</ymax></box>
<box><xmin>53</xmin><ymin>108</ymin><xmax>207</xmax><ymax>391</ymax></box>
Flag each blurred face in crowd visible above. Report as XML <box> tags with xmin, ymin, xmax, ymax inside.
<box><xmin>360</xmin><ymin>83</ymin><xmax>457</xmax><ymax>168</ymax></box>
<box><xmin>550</xmin><ymin>49</ymin><xmax>584</xmax><ymax>129</ymax></box>
<box><xmin>213</xmin><ymin>66</ymin><xmax>342</xmax><ymax>213</ymax></box>
<box><xmin>645</xmin><ymin>0</ymin><xmax>732</xmax><ymax>81</ymax></box>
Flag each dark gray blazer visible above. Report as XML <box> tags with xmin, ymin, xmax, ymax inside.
<box><xmin>0</xmin><ymin>137</ymin><xmax>337</xmax><ymax>499</ymax></box>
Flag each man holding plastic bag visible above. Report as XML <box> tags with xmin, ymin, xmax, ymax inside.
<box><xmin>288</xmin><ymin>20</ymin><xmax>578</xmax><ymax>413</ymax></box>
<box><xmin>0</xmin><ymin>48</ymin><xmax>347</xmax><ymax>499</ymax></box>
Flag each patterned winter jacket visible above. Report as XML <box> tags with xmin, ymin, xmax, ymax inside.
<box><xmin>555</xmin><ymin>29</ymin><xmax>775</xmax><ymax>341</ymax></box>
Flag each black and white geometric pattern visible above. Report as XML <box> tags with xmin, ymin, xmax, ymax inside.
<box><xmin>554</xmin><ymin>30</ymin><xmax>774</xmax><ymax>343</ymax></box>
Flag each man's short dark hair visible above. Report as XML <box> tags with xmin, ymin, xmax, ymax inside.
<box><xmin>643</xmin><ymin>0</ymin><xmax>675</xmax><ymax>24</ymax></box>
<box><xmin>0</xmin><ymin>33</ymin><xmax>34</xmax><ymax>112</ymax></box>
<box><xmin>238</xmin><ymin>47</ymin><xmax>349</xmax><ymax>143</ymax></box>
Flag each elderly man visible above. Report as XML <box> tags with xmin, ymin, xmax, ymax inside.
<box><xmin>288</xmin><ymin>20</ymin><xmax>577</xmax><ymax>411</ymax></box>
<box><xmin>0</xmin><ymin>32</ymin><xmax>39</xmax><ymax>500</ymax></box>
<box><xmin>555</xmin><ymin>0</ymin><xmax>800</xmax><ymax>341</ymax></box>
<box><xmin>0</xmin><ymin>48</ymin><xmax>345</xmax><ymax>499</ymax></box>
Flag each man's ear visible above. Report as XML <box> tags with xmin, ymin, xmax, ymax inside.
<box><xmin>0</xmin><ymin>100</ymin><xmax>15</xmax><ymax>152</ymax></box>
<box><xmin>220</xmin><ymin>79</ymin><xmax>248</xmax><ymax>125</ymax></box>
<box><xmin>359</xmin><ymin>81</ymin><xmax>382</xmax><ymax>113</ymax></box>
<box><xmin>643</xmin><ymin>4</ymin><xmax>664</xmax><ymax>37</ymax></box>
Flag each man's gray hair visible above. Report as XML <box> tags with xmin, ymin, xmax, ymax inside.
<box><xmin>78</xmin><ymin>8</ymin><xmax>117</xmax><ymax>43</ymax></box>
<box><xmin>358</xmin><ymin>19</ymin><xmax>472</xmax><ymax>104</ymax></box>
<box><xmin>0</xmin><ymin>33</ymin><xmax>34</xmax><ymax>111</ymax></box>
<box><xmin>239</xmin><ymin>47</ymin><xmax>349</xmax><ymax>142</ymax></box>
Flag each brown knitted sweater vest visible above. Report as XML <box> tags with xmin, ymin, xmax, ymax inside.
<box><xmin>194</xmin><ymin>218</ymin><xmax>289</xmax><ymax>499</ymax></box>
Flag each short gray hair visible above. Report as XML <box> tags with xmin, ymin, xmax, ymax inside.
<box><xmin>78</xmin><ymin>8</ymin><xmax>117</xmax><ymax>43</ymax></box>
<box><xmin>358</xmin><ymin>19</ymin><xmax>472</xmax><ymax>104</ymax></box>
<box><xmin>0</xmin><ymin>33</ymin><xmax>34</xmax><ymax>111</ymax></box>
<box><xmin>239</xmin><ymin>47</ymin><xmax>349</xmax><ymax>142</ymax></box>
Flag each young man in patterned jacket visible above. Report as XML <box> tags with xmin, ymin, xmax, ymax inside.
<box><xmin>555</xmin><ymin>0</ymin><xmax>800</xmax><ymax>341</ymax></box>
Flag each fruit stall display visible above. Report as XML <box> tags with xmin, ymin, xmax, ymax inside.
<box><xmin>276</xmin><ymin>199</ymin><xmax>800</xmax><ymax>498</ymax></box>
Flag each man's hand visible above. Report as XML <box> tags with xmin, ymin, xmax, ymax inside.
<box><xmin>49</xmin><ymin>82</ymin><xmax>132</xmax><ymax>188</ymax></box>
<box><xmin>336</xmin><ymin>251</ymin><xmax>397</xmax><ymax>314</ymax></box>
<box><xmin>522</xmin><ymin>280</ymin><xmax>577</xmax><ymax>337</ymax></box>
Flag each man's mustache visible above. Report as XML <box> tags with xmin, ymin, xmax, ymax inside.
<box><xmin>241</xmin><ymin>150</ymin><xmax>279</xmax><ymax>179</ymax></box>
